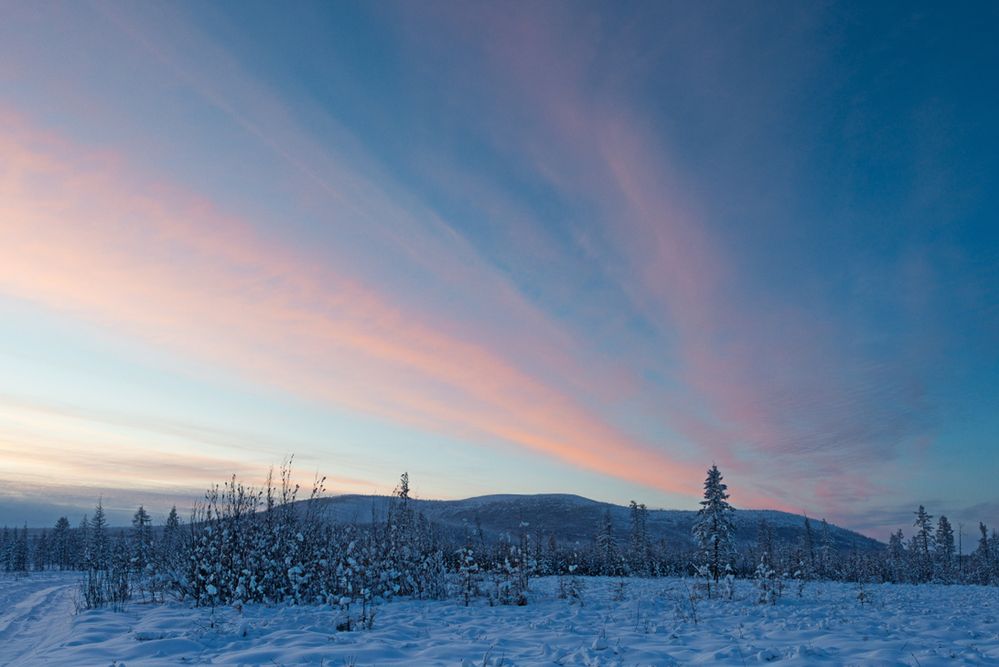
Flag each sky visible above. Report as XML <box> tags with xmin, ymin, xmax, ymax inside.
<box><xmin>1</xmin><ymin>1</ymin><xmax>997</xmax><ymax>538</ymax></box>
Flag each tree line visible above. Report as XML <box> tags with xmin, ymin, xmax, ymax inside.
<box><xmin>1</xmin><ymin>463</ymin><xmax>997</xmax><ymax>612</ymax></box>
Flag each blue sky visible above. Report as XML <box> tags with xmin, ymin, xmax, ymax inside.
<box><xmin>0</xmin><ymin>1</ymin><xmax>996</xmax><ymax>537</ymax></box>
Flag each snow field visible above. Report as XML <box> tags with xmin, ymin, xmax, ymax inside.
<box><xmin>2</xmin><ymin>573</ymin><xmax>998</xmax><ymax>665</ymax></box>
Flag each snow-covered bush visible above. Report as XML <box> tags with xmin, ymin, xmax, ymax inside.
<box><xmin>755</xmin><ymin>554</ymin><xmax>780</xmax><ymax>605</ymax></box>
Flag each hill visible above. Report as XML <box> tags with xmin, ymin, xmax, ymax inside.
<box><xmin>313</xmin><ymin>493</ymin><xmax>883</xmax><ymax>552</ymax></box>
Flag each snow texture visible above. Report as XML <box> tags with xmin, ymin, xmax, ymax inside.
<box><xmin>3</xmin><ymin>572</ymin><xmax>999</xmax><ymax>665</ymax></box>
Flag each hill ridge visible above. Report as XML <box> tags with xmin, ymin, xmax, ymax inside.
<box><xmin>312</xmin><ymin>492</ymin><xmax>883</xmax><ymax>552</ymax></box>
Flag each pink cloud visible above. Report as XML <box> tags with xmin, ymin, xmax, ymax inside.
<box><xmin>1</xmin><ymin>1</ymin><xmax>936</xmax><ymax>521</ymax></box>
<box><xmin>404</xmin><ymin>2</ymin><xmax>931</xmax><ymax>516</ymax></box>
<box><xmin>0</xmin><ymin>110</ymin><xmax>706</xmax><ymax>499</ymax></box>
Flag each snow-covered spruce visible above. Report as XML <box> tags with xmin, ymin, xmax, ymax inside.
<box><xmin>692</xmin><ymin>464</ymin><xmax>735</xmax><ymax>596</ymax></box>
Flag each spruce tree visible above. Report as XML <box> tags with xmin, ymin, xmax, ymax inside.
<box><xmin>595</xmin><ymin>509</ymin><xmax>618</xmax><ymax>575</ymax></box>
<box><xmin>33</xmin><ymin>531</ymin><xmax>48</xmax><ymax>571</ymax></box>
<box><xmin>974</xmin><ymin>522</ymin><xmax>992</xmax><ymax>584</ymax></box>
<box><xmin>51</xmin><ymin>517</ymin><xmax>71</xmax><ymax>570</ymax></box>
<box><xmin>628</xmin><ymin>501</ymin><xmax>650</xmax><ymax>575</ymax></box>
<box><xmin>934</xmin><ymin>515</ymin><xmax>955</xmax><ymax>582</ymax></box>
<box><xmin>754</xmin><ymin>551</ymin><xmax>779</xmax><ymax>605</ymax></box>
<box><xmin>165</xmin><ymin>506</ymin><xmax>181</xmax><ymax>532</ymax></box>
<box><xmin>887</xmin><ymin>529</ymin><xmax>906</xmax><ymax>583</ymax></box>
<box><xmin>756</xmin><ymin>519</ymin><xmax>775</xmax><ymax>569</ymax></box>
<box><xmin>457</xmin><ymin>540</ymin><xmax>480</xmax><ymax>606</ymax></box>
<box><xmin>819</xmin><ymin>519</ymin><xmax>832</xmax><ymax>578</ymax></box>
<box><xmin>993</xmin><ymin>529</ymin><xmax>999</xmax><ymax>584</ymax></box>
<box><xmin>131</xmin><ymin>506</ymin><xmax>153</xmax><ymax>572</ymax></box>
<box><xmin>692</xmin><ymin>464</ymin><xmax>735</xmax><ymax>588</ymax></box>
<box><xmin>912</xmin><ymin>505</ymin><xmax>934</xmax><ymax>582</ymax></box>
<box><xmin>90</xmin><ymin>501</ymin><xmax>109</xmax><ymax>570</ymax></box>
<box><xmin>160</xmin><ymin>505</ymin><xmax>182</xmax><ymax>575</ymax></box>
<box><xmin>802</xmin><ymin>517</ymin><xmax>816</xmax><ymax>576</ymax></box>
<box><xmin>1</xmin><ymin>526</ymin><xmax>10</xmax><ymax>572</ymax></box>
<box><xmin>13</xmin><ymin>524</ymin><xmax>29</xmax><ymax>572</ymax></box>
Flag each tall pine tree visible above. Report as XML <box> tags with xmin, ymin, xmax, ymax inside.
<box><xmin>912</xmin><ymin>505</ymin><xmax>934</xmax><ymax>582</ymax></box>
<box><xmin>934</xmin><ymin>515</ymin><xmax>955</xmax><ymax>582</ymax></box>
<box><xmin>89</xmin><ymin>501</ymin><xmax>109</xmax><ymax>571</ymax></box>
<box><xmin>693</xmin><ymin>464</ymin><xmax>735</xmax><ymax>587</ymax></box>
<box><xmin>131</xmin><ymin>506</ymin><xmax>153</xmax><ymax>572</ymax></box>
<box><xmin>974</xmin><ymin>522</ymin><xmax>992</xmax><ymax>584</ymax></box>
<box><xmin>51</xmin><ymin>517</ymin><xmax>71</xmax><ymax>570</ymax></box>
<box><xmin>628</xmin><ymin>501</ymin><xmax>649</xmax><ymax>575</ymax></box>
<box><xmin>595</xmin><ymin>509</ymin><xmax>618</xmax><ymax>575</ymax></box>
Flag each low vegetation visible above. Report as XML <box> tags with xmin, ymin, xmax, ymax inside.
<box><xmin>2</xmin><ymin>461</ymin><xmax>996</xmax><ymax>616</ymax></box>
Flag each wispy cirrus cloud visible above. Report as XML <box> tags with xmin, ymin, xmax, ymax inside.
<box><xmin>391</xmin><ymin>1</ymin><xmax>945</xmax><ymax>519</ymax></box>
<box><xmin>0</xmin><ymin>108</ymin><xmax>706</xmax><ymax>501</ymax></box>
<box><xmin>2</xmin><ymin>1</ymin><xmax>992</xmax><ymax>534</ymax></box>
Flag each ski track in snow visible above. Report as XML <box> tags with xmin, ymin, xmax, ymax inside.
<box><xmin>1</xmin><ymin>573</ymin><xmax>998</xmax><ymax>665</ymax></box>
<box><xmin>0</xmin><ymin>573</ymin><xmax>77</xmax><ymax>666</ymax></box>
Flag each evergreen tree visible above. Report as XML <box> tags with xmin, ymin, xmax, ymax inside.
<box><xmin>456</xmin><ymin>540</ymin><xmax>480</xmax><ymax>606</ymax></box>
<box><xmin>692</xmin><ymin>464</ymin><xmax>735</xmax><ymax>588</ymax></box>
<box><xmin>912</xmin><ymin>505</ymin><xmax>934</xmax><ymax>582</ymax></box>
<box><xmin>975</xmin><ymin>522</ymin><xmax>990</xmax><ymax>561</ymax></box>
<box><xmin>934</xmin><ymin>515</ymin><xmax>955</xmax><ymax>582</ymax></box>
<box><xmin>77</xmin><ymin>515</ymin><xmax>90</xmax><ymax>570</ymax></box>
<box><xmin>0</xmin><ymin>526</ymin><xmax>10</xmax><ymax>572</ymax></box>
<box><xmin>595</xmin><ymin>509</ymin><xmax>618</xmax><ymax>575</ymax></box>
<box><xmin>76</xmin><ymin>514</ymin><xmax>93</xmax><ymax>570</ymax></box>
<box><xmin>158</xmin><ymin>505</ymin><xmax>183</xmax><ymax>578</ymax></box>
<box><xmin>397</xmin><ymin>472</ymin><xmax>410</xmax><ymax>503</ymax></box>
<box><xmin>756</xmin><ymin>519</ymin><xmax>775</xmax><ymax>568</ymax></box>
<box><xmin>165</xmin><ymin>505</ymin><xmax>181</xmax><ymax>532</ymax></box>
<box><xmin>13</xmin><ymin>523</ymin><xmax>29</xmax><ymax>572</ymax></box>
<box><xmin>819</xmin><ymin>519</ymin><xmax>832</xmax><ymax>578</ymax></box>
<box><xmin>993</xmin><ymin>529</ymin><xmax>999</xmax><ymax>584</ymax></box>
<box><xmin>106</xmin><ymin>532</ymin><xmax>133</xmax><ymax>608</ymax></box>
<box><xmin>51</xmin><ymin>517</ymin><xmax>72</xmax><ymax>570</ymax></box>
<box><xmin>974</xmin><ymin>522</ymin><xmax>992</xmax><ymax>584</ymax></box>
<box><xmin>386</xmin><ymin>471</ymin><xmax>418</xmax><ymax>597</ymax></box>
<box><xmin>33</xmin><ymin>531</ymin><xmax>49</xmax><ymax>571</ymax></box>
<box><xmin>887</xmin><ymin>529</ymin><xmax>906</xmax><ymax>583</ymax></box>
<box><xmin>89</xmin><ymin>501</ymin><xmax>109</xmax><ymax>570</ymax></box>
<box><xmin>628</xmin><ymin>501</ymin><xmax>649</xmax><ymax>575</ymax></box>
<box><xmin>754</xmin><ymin>552</ymin><xmax>780</xmax><ymax>605</ymax></box>
<box><xmin>802</xmin><ymin>517</ymin><xmax>816</xmax><ymax>576</ymax></box>
<box><xmin>131</xmin><ymin>506</ymin><xmax>153</xmax><ymax>572</ymax></box>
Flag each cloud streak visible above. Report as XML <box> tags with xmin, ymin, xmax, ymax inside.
<box><xmin>2</xmin><ymin>1</ymin><xmax>992</xmax><ymax>533</ymax></box>
<box><xmin>393</xmin><ymin>1</ymin><xmax>945</xmax><ymax>518</ymax></box>
<box><xmin>0</xmin><ymin>108</ymin><xmax>705</xmax><ymax>501</ymax></box>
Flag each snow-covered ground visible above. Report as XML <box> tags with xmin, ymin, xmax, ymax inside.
<box><xmin>2</xmin><ymin>572</ymin><xmax>998</xmax><ymax>666</ymax></box>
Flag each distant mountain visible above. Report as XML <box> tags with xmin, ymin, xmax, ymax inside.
<box><xmin>313</xmin><ymin>493</ymin><xmax>883</xmax><ymax>552</ymax></box>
